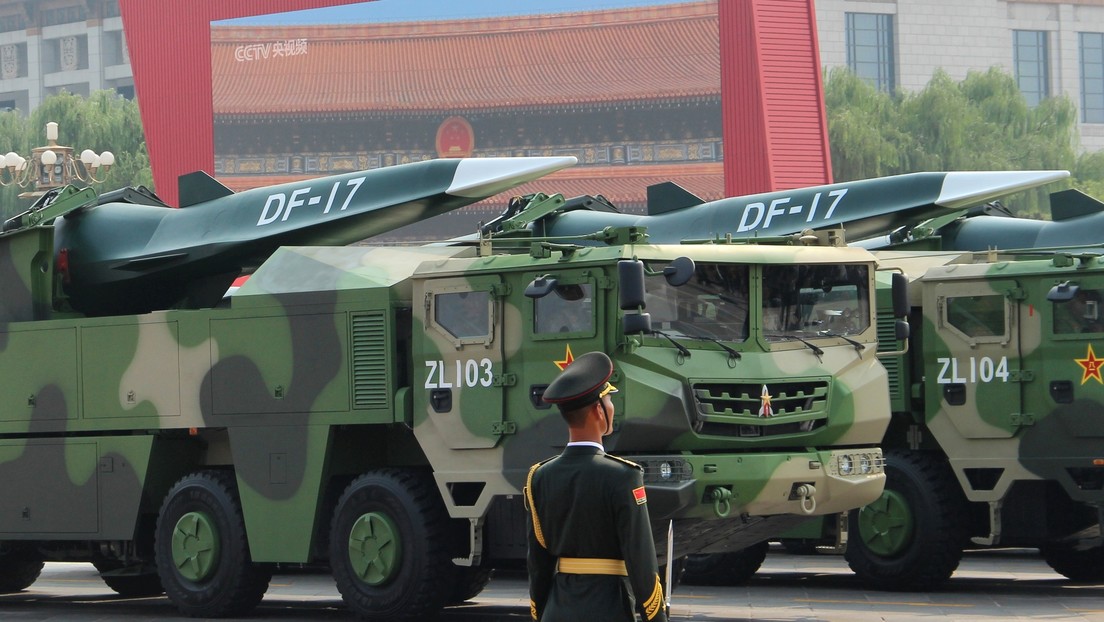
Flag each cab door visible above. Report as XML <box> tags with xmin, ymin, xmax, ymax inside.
<box><xmin>925</xmin><ymin>279</ymin><xmax>1023</xmax><ymax>439</ymax></box>
<box><xmin>415</xmin><ymin>275</ymin><xmax>505</xmax><ymax>449</ymax></box>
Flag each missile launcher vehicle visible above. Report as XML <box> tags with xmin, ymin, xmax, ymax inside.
<box><xmin>689</xmin><ymin>173</ymin><xmax>1104</xmax><ymax>591</ymax></box>
<box><xmin>0</xmin><ymin>157</ymin><xmax>912</xmax><ymax>619</ymax></box>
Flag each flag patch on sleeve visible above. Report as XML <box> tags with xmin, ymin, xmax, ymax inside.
<box><xmin>633</xmin><ymin>486</ymin><xmax>647</xmax><ymax>505</ymax></box>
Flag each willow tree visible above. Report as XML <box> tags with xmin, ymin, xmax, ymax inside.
<box><xmin>0</xmin><ymin>90</ymin><xmax>152</xmax><ymax>220</ymax></box>
<box><xmin>825</xmin><ymin>67</ymin><xmax>1082</xmax><ymax>217</ymax></box>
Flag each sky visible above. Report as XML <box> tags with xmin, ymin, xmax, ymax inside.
<box><xmin>220</xmin><ymin>0</ymin><xmax>703</xmax><ymax>25</ymax></box>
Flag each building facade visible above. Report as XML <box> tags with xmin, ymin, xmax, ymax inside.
<box><xmin>2</xmin><ymin>0</ymin><xmax>1102</xmax><ymax>152</ymax></box>
<box><xmin>0</xmin><ymin>0</ymin><xmax>132</xmax><ymax>112</ymax></box>
<box><xmin>817</xmin><ymin>0</ymin><xmax>1104</xmax><ymax>151</ymax></box>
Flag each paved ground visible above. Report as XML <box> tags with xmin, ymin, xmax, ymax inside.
<box><xmin>0</xmin><ymin>548</ymin><xmax>1100</xmax><ymax>621</ymax></box>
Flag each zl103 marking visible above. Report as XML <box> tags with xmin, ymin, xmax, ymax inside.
<box><xmin>257</xmin><ymin>176</ymin><xmax>366</xmax><ymax>226</ymax></box>
<box><xmin>936</xmin><ymin>356</ymin><xmax>1010</xmax><ymax>384</ymax></box>
<box><xmin>425</xmin><ymin>358</ymin><xmax>494</xmax><ymax>389</ymax></box>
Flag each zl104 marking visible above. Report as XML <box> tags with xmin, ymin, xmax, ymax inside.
<box><xmin>257</xmin><ymin>176</ymin><xmax>366</xmax><ymax>226</ymax></box>
<box><xmin>936</xmin><ymin>356</ymin><xmax>1010</xmax><ymax>384</ymax></box>
<box><xmin>425</xmin><ymin>358</ymin><xmax>494</xmax><ymax>389</ymax></box>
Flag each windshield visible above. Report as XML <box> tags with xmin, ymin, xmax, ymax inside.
<box><xmin>645</xmin><ymin>262</ymin><xmax>750</xmax><ymax>342</ymax></box>
<box><xmin>762</xmin><ymin>264</ymin><xmax>870</xmax><ymax>339</ymax></box>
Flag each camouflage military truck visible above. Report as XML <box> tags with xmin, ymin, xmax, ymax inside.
<box><xmin>759</xmin><ymin>248</ymin><xmax>1104</xmax><ymax>591</ymax></box>
<box><xmin>0</xmin><ymin>161</ymin><xmax>901</xmax><ymax>619</ymax></box>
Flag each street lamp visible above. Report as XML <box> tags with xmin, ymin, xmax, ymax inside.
<box><xmin>0</xmin><ymin>121</ymin><xmax>115</xmax><ymax>199</ymax></box>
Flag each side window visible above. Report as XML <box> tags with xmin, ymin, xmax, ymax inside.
<box><xmin>946</xmin><ymin>295</ymin><xmax>1005</xmax><ymax>338</ymax></box>
<box><xmin>1053</xmin><ymin>288</ymin><xmax>1104</xmax><ymax>334</ymax></box>
<box><xmin>535</xmin><ymin>284</ymin><xmax>593</xmax><ymax>335</ymax></box>
<box><xmin>435</xmin><ymin>290</ymin><xmax>490</xmax><ymax>339</ymax></box>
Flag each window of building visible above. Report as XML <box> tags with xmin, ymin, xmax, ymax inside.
<box><xmin>1014</xmin><ymin>30</ymin><xmax>1049</xmax><ymax>107</ymax></box>
<box><xmin>846</xmin><ymin>13</ymin><xmax>895</xmax><ymax>92</ymax></box>
<box><xmin>1</xmin><ymin>43</ymin><xmax>28</xmax><ymax>80</ymax></box>
<box><xmin>0</xmin><ymin>13</ymin><xmax>26</xmax><ymax>34</ymax></box>
<box><xmin>1081</xmin><ymin>32</ymin><xmax>1104</xmax><ymax>123</ymax></box>
<box><xmin>43</xmin><ymin>36</ymin><xmax>90</xmax><ymax>73</ymax></box>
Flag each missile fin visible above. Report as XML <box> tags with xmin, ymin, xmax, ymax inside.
<box><xmin>646</xmin><ymin>181</ymin><xmax>704</xmax><ymax>215</ymax></box>
<box><xmin>178</xmin><ymin>171</ymin><xmax>234</xmax><ymax>208</ymax></box>
<box><xmin>1050</xmin><ymin>188</ymin><xmax>1104</xmax><ymax>221</ymax></box>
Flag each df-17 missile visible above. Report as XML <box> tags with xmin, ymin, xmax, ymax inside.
<box><xmin>853</xmin><ymin>187</ymin><xmax>1104</xmax><ymax>253</ymax></box>
<box><xmin>508</xmin><ymin>170</ymin><xmax>1069</xmax><ymax>244</ymax></box>
<box><xmin>42</xmin><ymin>156</ymin><xmax>574</xmax><ymax>316</ymax></box>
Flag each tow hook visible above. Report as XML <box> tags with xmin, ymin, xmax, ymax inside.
<box><xmin>708</xmin><ymin>487</ymin><xmax>733</xmax><ymax>518</ymax></box>
<box><xmin>791</xmin><ymin>483</ymin><xmax>817</xmax><ymax>514</ymax></box>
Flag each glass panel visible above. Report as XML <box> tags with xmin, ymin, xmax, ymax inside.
<box><xmin>761</xmin><ymin>265</ymin><xmax>871</xmax><ymax>339</ymax></box>
<box><xmin>534</xmin><ymin>283</ymin><xmax>593</xmax><ymax>334</ymax></box>
<box><xmin>1053</xmin><ymin>288</ymin><xmax>1104</xmax><ymax>334</ymax></box>
<box><xmin>435</xmin><ymin>291</ymin><xmax>490</xmax><ymax>338</ymax></box>
<box><xmin>1081</xmin><ymin>33</ymin><xmax>1104</xmax><ymax>123</ymax></box>
<box><xmin>645</xmin><ymin>262</ymin><xmax>750</xmax><ymax>342</ymax></box>
<box><xmin>946</xmin><ymin>295</ymin><xmax>1006</xmax><ymax>338</ymax></box>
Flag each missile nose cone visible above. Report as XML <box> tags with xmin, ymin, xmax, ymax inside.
<box><xmin>446</xmin><ymin>156</ymin><xmax>577</xmax><ymax>198</ymax></box>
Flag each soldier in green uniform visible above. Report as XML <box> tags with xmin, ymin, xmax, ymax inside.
<box><xmin>525</xmin><ymin>351</ymin><xmax>667</xmax><ymax>622</ymax></box>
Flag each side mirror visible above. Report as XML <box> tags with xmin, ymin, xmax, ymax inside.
<box><xmin>663</xmin><ymin>256</ymin><xmax>696</xmax><ymax>287</ymax></box>
<box><xmin>892</xmin><ymin>272</ymin><xmax>909</xmax><ymax>318</ymax></box>
<box><xmin>1047</xmin><ymin>281</ymin><xmax>1079</xmax><ymax>303</ymax></box>
<box><xmin>618</xmin><ymin>260</ymin><xmax>646</xmax><ymax>310</ymax></box>
<box><xmin>895</xmin><ymin>318</ymin><xmax>910</xmax><ymax>341</ymax></box>
<box><xmin>525</xmin><ymin>275</ymin><xmax>559</xmax><ymax>299</ymax></box>
<box><xmin>623</xmin><ymin>312</ymin><xmax>652</xmax><ymax>335</ymax></box>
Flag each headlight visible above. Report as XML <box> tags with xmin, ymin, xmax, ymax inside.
<box><xmin>839</xmin><ymin>454</ymin><xmax>853</xmax><ymax>476</ymax></box>
<box><xmin>858</xmin><ymin>453</ymin><xmax>872</xmax><ymax>474</ymax></box>
<box><xmin>659</xmin><ymin>462</ymin><xmax>673</xmax><ymax>480</ymax></box>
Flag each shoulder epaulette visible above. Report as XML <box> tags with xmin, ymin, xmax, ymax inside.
<box><xmin>603</xmin><ymin>453</ymin><xmax>643</xmax><ymax>471</ymax></box>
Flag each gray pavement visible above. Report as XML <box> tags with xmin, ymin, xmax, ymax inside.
<box><xmin>0</xmin><ymin>548</ymin><xmax>1099</xmax><ymax>621</ymax></box>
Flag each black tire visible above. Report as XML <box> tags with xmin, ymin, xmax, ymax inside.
<box><xmin>447</xmin><ymin>566</ymin><xmax>493</xmax><ymax>604</ymax></box>
<box><xmin>329</xmin><ymin>469</ymin><xmax>455</xmax><ymax>621</ymax></box>
<box><xmin>680</xmin><ymin>541</ymin><xmax>768</xmax><ymax>586</ymax></box>
<box><xmin>1041</xmin><ymin>544</ymin><xmax>1104</xmax><ymax>582</ymax></box>
<box><xmin>845</xmin><ymin>451</ymin><xmax>968</xmax><ymax>591</ymax></box>
<box><xmin>154</xmin><ymin>470</ymin><xmax>272</xmax><ymax>617</ymax></box>
<box><xmin>92</xmin><ymin>558</ymin><xmax>164</xmax><ymax>597</ymax></box>
<box><xmin>0</xmin><ymin>547</ymin><xmax>43</xmax><ymax>594</ymax></box>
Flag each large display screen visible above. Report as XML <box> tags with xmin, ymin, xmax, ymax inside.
<box><xmin>211</xmin><ymin>0</ymin><xmax>722</xmax><ymax>241</ymax></box>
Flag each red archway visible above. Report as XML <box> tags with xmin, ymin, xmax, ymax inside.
<box><xmin>119</xmin><ymin>0</ymin><xmax>829</xmax><ymax>206</ymax></box>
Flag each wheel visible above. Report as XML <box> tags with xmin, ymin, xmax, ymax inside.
<box><xmin>845</xmin><ymin>451</ymin><xmax>968</xmax><ymax>591</ymax></box>
<box><xmin>92</xmin><ymin>558</ymin><xmax>164</xmax><ymax>597</ymax></box>
<box><xmin>329</xmin><ymin>469</ymin><xmax>455</xmax><ymax>621</ymax></box>
<box><xmin>0</xmin><ymin>547</ymin><xmax>43</xmax><ymax>593</ymax></box>
<box><xmin>154</xmin><ymin>470</ymin><xmax>272</xmax><ymax>617</ymax></box>
<box><xmin>680</xmin><ymin>541</ymin><xmax>768</xmax><ymax>586</ymax></box>
<box><xmin>1041</xmin><ymin>543</ymin><xmax>1104</xmax><ymax>582</ymax></box>
<box><xmin>447</xmin><ymin>566</ymin><xmax>493</xmax><ymax>604</ymax></box>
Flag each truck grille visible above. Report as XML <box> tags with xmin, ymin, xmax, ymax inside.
<box><xmin>691</xmin><ymin>380</ymin><xmax>829</xmax><ymax>438</ymax></box>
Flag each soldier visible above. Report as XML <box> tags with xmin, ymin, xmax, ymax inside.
<box><xmin>525</xmin><ymin>351</ymin><xmax>667</xmax><ymax>622</ymax></box>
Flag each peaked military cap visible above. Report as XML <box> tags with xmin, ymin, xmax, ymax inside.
<box><xmin>543</xmin><ymin>351</ymin><xmax>618</xmax><ymax>412</ymax></box>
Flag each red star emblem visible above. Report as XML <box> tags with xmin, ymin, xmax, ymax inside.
<box><xmin>554</xmin><ymin>344</ymin><xmax>574</xmax><ymax>371</ymax></box>
<box><xmin>758</xmin><ymin>384</ymin><xmax>773</xmax><ymax>417</ymax></box>
<box><xmin>1077</xmin><ymin>344</ymin><xmax>1104</xmax><ymax>385</ymax></box>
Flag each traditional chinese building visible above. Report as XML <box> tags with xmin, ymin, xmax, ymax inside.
<box><xmin>209</xmin><ymin>3</ymin><xmax>726</xmax><ymax>238</ymax></box>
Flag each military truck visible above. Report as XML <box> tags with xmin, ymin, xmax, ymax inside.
<box><xmin>0</xmin><ymin>160</ymin><xmax>901</xmax><ymax>619</ymax></box>
<box><xmin>830</xmin><ymin>246</ymin><xmax>1104</xmax><ymax>590</ymax></box>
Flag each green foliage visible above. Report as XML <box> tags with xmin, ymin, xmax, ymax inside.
<box><xmin>825</xmin><ymin>67</ymin><xmax>1084</xmax><ymax>218</ymax></box>
<box><xmin>0</xmin><ymin>90</ymin><xmax>152</xmax><ymax>220</ymax></box>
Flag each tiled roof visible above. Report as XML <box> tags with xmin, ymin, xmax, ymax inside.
<box><xmin>211</xmin><ymin>2</ymin><xmax>720</xmax><ymax>114</ymax></box>
<box><xmin>220</xmin><ymin>162</ymin><xmax>724</xmax><ymax>212</ymax></box>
